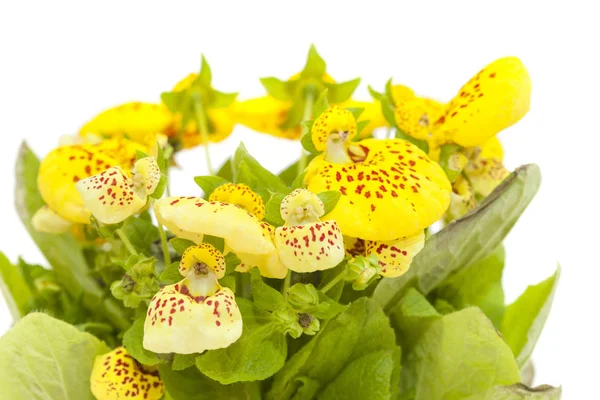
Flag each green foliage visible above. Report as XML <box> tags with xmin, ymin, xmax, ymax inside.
<box><xmin>465</xmin><ymin>384</ymin><xmax>562</xmax><ymax>399</ymax></box>
<box><xmin>260</xmin><ymin>77</ymin><xmax>291</xmax><ymax>101</ymax></box>
<box><xmin>216</xmin><ymin>158</ymin><xmax>233</xmax><ymax>181</ymax></box>
<box><xmin>264</xmin><ymin>192</ymin><xmax>286</xmax><ymax>226</ymax></box>
<box><xmin>123</xmin><ymin>317</ymin><xmax>161</xmax><ymax>366</ymax></box>
<box><xmin>110</xmin><ymin>255</ymin><xmax>159</xmax><ymax>308</ymax></box>
<box><xmin>410</xmin><ymin>308</ymin><xmax>521</xmax><ymax>399</ymax></box>
<box><xmin>268</xmin><ymin>298</ymin><xmax>400</xmax><ymax>400</ymax></box>
<box><xmin>288</xmin><ymin>283</ymin><xmax>347</xmax><ymax>320</ymax></box>
<box><xmin>0</xmin><ymin>313</ymin><xmax>109</xmax><ymax>400</ymax></box>
<box><xmin>193</xmin><ymin>175</ymin><xmax>229</xmax><ymax>198</ymax></box>
<box><xmin>502</xmin><ymin>269</ymin><xmax>560</xmax><ymax>367</ymax></box>
<box><xmin>317</xmin><ymin>191</ymin><xmax>342</xmax><ymax>217</ymax></box>
<box><xmin>172</xmin><ymin>353</ymin><xmax>199</xmax><ymax>371</ymax></box>
<box><xmin>374</xmin><ymin>164</ymin><xmax>542</xmax><ymax>311</ymax></box>
<box><xmin>150</xmin><ymin>144</ymin><xmax>169</xmax><ymax>199</ymax></box>
<box><xmin>158</xmin><ymin>363</ymin><xmax>262</xmax><ymax>400</ymax></box>
<box><xmin>326</xmin><ymin>78</ymin><xmax>361</xmax><ymax>104</ymax></box>
<box><xmin>195</xmin><ymin>299</ymin><xmax>288</xmax><ymax>384</ymax></box>
<box><xmin>250</xmin><ymin>269</ymin><xmax>286</xmax><ymax>312</ymax></box>
<box><xmin>119</xmin><ymin>217</ymin><xmax>160</xmax><ymax>256</ymax></box>
<box><xmin>0</xmin><ymin>252</ymin><xmax>32</xmax><ymax>319</ymax></box>
<box><xmin>433</xmin><ymin>246</ymin><xmax>506</xmax><ymax>328</ymax></box>
<box><xmin>15</xmin><ymin>143</ymin><xmax>130</xmax><ymax>330</ymax></box>
<box><xmin>301</xmin><ymin>45</ymin><xmax>327</xmax><ymax>79</ymax></box>
<box><xmin>233</xmin><ymin>143</ymin><xmax>289</xmax><ymax>196</ymax></box>
<box><xmin>313</xmin><ymin>89</ymin><xmax>330</xmax><ymax>117</ymax></box>
<box><xmin>169</xmin><ymin>237</ymin><xmax>196</xmax><ymax>255</ymax></box>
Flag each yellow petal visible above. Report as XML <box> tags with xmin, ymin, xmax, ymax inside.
<box><xmin>76</xmin><ymin>167</ymin><xmax>146</xmax><ymax>224</ymax></box>
<box><xmin>478</xmin><ymin>136</ymin><xmax>504</xmax><ymax>161</ymax></box>
<box><xmin>38</xmin><ymin>143</ymin><xmax>123</xmax><ymax>224</ymax></box>
<box><xmin>132</xmin><ymin>157</ymin><xmax>161</xmax><ymax>196</ymax></box>
<box><xmin>79</xmin><ymin>102</ymin><xmax>173</xmax><ymax>146</ymax></box>
<box><xmin>31</xmin><ymin>206</ymin><xmax>73</xmax><ymax>234</ymax></box>
<box><xmin>90</xmin><ymin>347</ymin><xmax>164</xmax><ymax>400</ymax></box>
<box><xmin>438</xmin><ymin>57</ymin><xmax>531</xmax><ymax>147</ymax></box>
<box><xmin>209</xmin><ymin>183</ymin><xmax>265</xmax><ymax>220</ymax></box>
<box><xmin>305</xmin><ymin>138</ymin><xmax>451</xmax><ymax>240</ymax></box>
<box><xmin>390</xmin><ymin>84</ymin><xmax>416</xmax><ymax>105</ymax></box>
<box><xmin>143</xmin><ymin>283</ymin><xmax>242</xmax><ymax>354</ymax></box>
<box><xmin>311</xmin><ymin>106</ymin><xmax>357</xmax><ymax>152</ymax></box>
<box><xmin>447</xmin><ymin>175</ymin><xmax>477</xmax><ymax>220</ymax></box>
<box><xmin>343</xmin><ymin>100</ymin><xmax>388</xmax><ymax>137</ymax></box>
<box><xmin>394</xmin><ymin>97</ymin><xmax>446</xmax><ymax>142</ymax></box>
<box><xmin>366</xmin><ymin>231</ymin><xmax>425</xmax><ymax>278</ymax></box>
<box><xmin>233</xmin><ymin>96</ymin><xmax>301</xmax><ymax>139</ymax></box>
<box><xmin>344</xmin><ymin>236</ymin><xmax>366</xmax><ymax>257</ymax></box>
<box><xmin>280</xmin><ymin>188</ymin><xmax>324</xmax><ymax>224</ymax></box>
<box><xmin>180</xmin><ymin>244</ymin><xmax>226</xmax><ymax>279</ymax></box>
<box><xmin>235</xmin><ymin>221</ymin><xmax>288</xmax><ymax>279</ymax></box>
<box><xmin>275</xmin><ymin>221</ymin><xmax>345</xmax><ymax>273</ymax></box>
<box><xmin>464</xmin><ymin>156</ymin><xmax>510</xmax><ymax>197</ymax></box>
<box><xmin>154</xmin><ymin>197</ymin><xmax>275</xmax><ymax>256</ymax></box>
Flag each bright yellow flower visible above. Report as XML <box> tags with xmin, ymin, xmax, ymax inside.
<box><xmin>79</xmin><ymin>102</ymin><xmax>174</xmax><ymax>148</ymax></box>
<box><xmin>209</xmin><ymin>183</ymin><xmax>265</xmax><ymax>220</ymax></box>
<box><xmin>75</xmin><ymin>157</ymin><xmax>161</xmax><ymax>225</ymax></box>
<box><xmin>90</xmin><ymin>347</ymin><xmax>164</xmax><ymax>400</ymax></box>
<box><xmin>305</xmin><ymin>137</ymin><xmax>451</xmax><ymax>241</ymax></box>
<box><xmin>342</xmin><ymin>99</ymin><xmax>387</xmax><ymax>138</ymax></box>
<box><xmin>36</xmin><ymin>138</ymin><xmax>143</xmax><ymax>225</ymax></box>
<box><xmin>463</xmin><ymin>137</ymin><xmax>510</xmax><ymax>197</ymax></box>
<box><xmin>274</xmin><ymin>189</ymin><xmax>345</xmax><ymax>273</ymax></box>
<box><xmin>154</xmin><ymin>197</ymin><xmax>287</xmax><ymax>279</ymax></box>
<box><xmin>143</xmin><ymin>243</ymin><xmax>242</xmax><ymax>354</ymax></box>
<box><xmin>233</xmin><ymin>96</ymin><xmax>301</xmax><ymax>139</ymax></box>
<box><xmin>311</xmin><ymin>106</ymin><xmax>357</xmax><ymax>152</ymax></box>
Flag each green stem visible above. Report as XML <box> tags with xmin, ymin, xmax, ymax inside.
<box><xmin>157</xmin><ymin>223</ymin><xmax>171</xmax><ymax>266</ymax></box>
<box><xmin>297</xmin><ymin>92</ymin><xmax>315</xmax><ymax>175</ymax></box>
<box><xmin>116</xmin><ymin>229</ymin><xmax>138</xmax><ymax>256</ymax></box>
<box><xmin>321</xmin><ymin>269</ymin><xmax>348</xmax><ymax>293</ymax></box>
<box><xmin>193</xmin><ymin>97</ymin><xmax>214</xmax><ymax>175</ymax></box>
<box><xmin>282</xmin><ymin>270</ymin><xmax>292</xmax><ymax>300</ymax></box>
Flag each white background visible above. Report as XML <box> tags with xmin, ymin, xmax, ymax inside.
<box><xmin>0</xmin><ymin>1</ymin><xmax>598</xmax><ymax>398</ymax></box>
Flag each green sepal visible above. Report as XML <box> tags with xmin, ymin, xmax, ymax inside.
<box><xmin>264</xmin><ymin>192</ymin><xmax>286</xmax><ymax>227</ymax></box>
<box><xmin>301</xmin><ymin>44</ymin><xmax>327</xmax><ymax>79</ymax></box>
<box><xmin>326</xmin><ymin>78</ymin><xmax>361</xmax><ymax>103</ymax></box>
<box><xmin>160</xmin><ymin>261</ymin><xmax>183</xmax><ymax>285</ymax></box>
<box><xmin>317</xmin><ymin>190</ymin><xmax>342</xmax><ymax>216</ymax></box>
<box><xmin>313</xmin><ymin>89</ymin><xmax>330</xmax><ymax>118</ymax></box>
<box><xmin>169</xmin><ymin>238</ymin><xmax>195</xmax><ymax>255</ymax></box>
<box><xmin>193</xmin><ymin>175</ymin><xmax>229</xmax><ymax>199</ymax></box>
<box><xmin>250</xmin><ymin>269</ymin><xmax>286</xmax><ymax>312</ymax></box>
<box><xmin>260</xmin><ymin>77</ymin><xmax>292</xmax><ymax>101</ymax></box>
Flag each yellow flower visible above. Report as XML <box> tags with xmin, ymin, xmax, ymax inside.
<box><xmin>31</xmin><ymin>206</ymin><xmax>73</xmax><ymax>234</ymax></box>
<box><xmin>393</xmin><ymin>57</ymin><xmax>531</xmax><ymax>155</ymax></box>
<box><xmin>168</xmin><ymin>73</ymin><xmax>236</xmax><ymax>148</ymax></box>
<box><xmin>209</xmin><ymin>183</ymin><xmax>265</xmax><ymax>220</ymax></box>
<box><xmin>143</xmin><ymin>243</ymin><xmax>242</xmax><ymax>354</ymax></box>
<box><xmin>79</xmin><ymin>102</ymin><xmax>174</xmax><ymax>148</ymax></box>
<box><xmin>463</xmin><ymin>137</ymin><xmax>510</xmax><ymax>197</ymax></box>
<box><xmin>311</xmin><ymin>105</ymin><xmax>357</xmax><ymax>152</ymax></box>
<box><xmin>233</xmin><ymin>96</ymin><xmax>301</xmax><ymax>139</ymax></box>
<box><xmin>90</xmin><ymin>347</ymin><xmax>164</xmax><ymax>400</ymax></box>
<box><xmin>154</xmin><ymin>197</ymin><xmax>287</xmax><ymax>279</ymax></box>
<box><xmin>305</xmin><ymin>137</ymin><xmax>451</xmax><ymax>241</ymax></box>
<box><xmin>75</xmin><ymin>157</ymin><xmax>161</xmax><ymax>224</ymax></box>
<box><xmin>274</xmin><ymin>189</ymin><xmax>345</xmax><ymax>273</ymax></box>
<box><xmin>342</xmin><ymin>99</ymin><xmax>387</xmax><ymax>138</ymax></box>
<box><xmin>36</xmin><ymin>138</ymin><xmax>144</xmax><ymax>226</ymax></box>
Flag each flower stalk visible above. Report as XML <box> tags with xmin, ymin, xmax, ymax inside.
<box><xmin>297</xmin><ymin>91</ymin><xmax>315</xmax><ymax>175</ymax></box>
<box><xmin>193</xmin><ymin>95</ymin><xmax>214</xmax><ymax>175</ymax></box>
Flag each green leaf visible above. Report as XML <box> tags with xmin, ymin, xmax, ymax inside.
<box><xmin>172</xmin><ymin>354</ymin><xmax>198</xmax><ymax>371</ymax></box>
<box><xmin>0</xmin><ymin>251</ymin><xmax>32</xmax><ymax>319</ymax></box>
<box><xmin>318</xmin><ymin>349</ymin><xmax>401</xmax><ymax>400</ymax></box>
<box><xmin>193</xmin><ymin>175</ymin><xmax>229</xmax><ymax>198</ymax></box>
<box><xmin>368</xmin><ymin>85</ymin><xmax>383</xmax><ymax>100</ymax></box>
<box><xmin>356</xmin><ymin>120</ymin><xmax>371</xmax><ymax>137</ymax></box>
<box><xmin>119</xmin><ymin>217</ymin><xmax>160</xmax><ymax>255</ymax></box>
<box><xmin>313</xmin><ymin>89</ymin><xmax>330</xmax><ymax>118</ymax></box>
<box><xmin>169</xmin><ymin>238</ymin><xmax>196</xmax><ymax>255</ymax></box>
<box><xmin>123</xmin><ymin>317</ymin><xmax>161</xmax><ymax>366</ymax></box>
<box><xmin>292</xmin><ymin>170</ymin><xmax>308</xmax><ymax>190</ymax></box>
<box><xmin>389</xmin><ymin>288</ymin><xmax>441</xmax><ymax>349</ymax></box>
<box><xmin>268</xmin><ymin>298</ymin><xmax>400</xmax><ymax>400</ymax></box>
<box><xmin>161</xmin><ymin>91</ymin><xmax>186</xmax><ymax>113</ymax></box>
<box><xmin>384</xmin><ymin>78</ymin><xmax>395</xmax><ymax>105</ymax></box>
<box><xmin>433</xmin><ymin>246</ymin><xmax>505</xmax><ymax>328</ymax></box>
<box><xmin>502</xmin><ymin>269</ymin><xmax>560</xmax><ymax>367</ymax></box>
<box><xmin>326</xmin><ymin>78</ymin><xmax>361</xmax><ymax>104</ymax></box>
<box><xmin>379</xmin><ymin>95</ymin><xmax>396</xmax><ymax>126</ymax></box>
<box><xmin>301</xmin><ymin>123</ymin><xmax>320</xmax><ymax>154</ymax></box>
<box><xmin>150</xmin><ymin>144</ymin><xmax>168</xmax><ymax>199</ymax></box>
<box><xmin>216</xmin><ymin>158</ymin><xmax>233</xmax><ymax>181</ymax></box>
<box><xmin>250</xmin><ymin>269</ymin><xmax>286</xmax><ymax>312</ymax></box>
<box><xmin>260</xmin><ymin>77</ymin><xmax>291</xmax><ymax>101</ymax></box>
<box><xmin>135</xmin><ymin>149</ymin><xmax>149</xmax><ymax>160</ymax></box>
<box><xmin>373</xmin><ymin>164</ymin><xmax>542</xmax><ymax>311</ymax></box>
<box><xmin>301</xmin><ymin>44</ymin><xmax>327</xmax><ymax>78</ymax></box>
<box><xmin>211</xmin><ymin>90</ymin><xmax>238</xmax><ymax>108</ymax></box>
<box><xmin>196</xmin><ymin>298</ymin><xmax>287</xmax><ymax>384</ymax></box>
<box><xmin>232</xmin><ymin>143</ymin><xmax>289</xmax><ymax>194</ymax></box>
<box><xmin>198</xmin><ymin>54</ymin><xmax>212</xmax><ymax>86</ymax></box>
<box><xmin>411</xmin><ymin>307</ymin><xmax>521</xmax><ymax>400</ymax></box>
<box><xmin>317</xmin><ymin>191</ymin><xmax>342</xmax><ymax>216</ymax></box>
<box><xmin>465</xmin><ymin>383</ymin><xmax>562</xmax><ymax>399</ymax></box>
<box><xmin>280</xmin><ymin>98</ymin><xmax>306</xmax><ymax>130</ymax></box>
<box><xmin>15</xmin><ymin>143</ymin><xmax>130</xmax><ymax>330</ymax></box>
<box><xmin>0</xmin><ymin>313</ymin><xmax>109</xmax><ymax>400</ymax></box>
<box><xmin>264</xmin><ymin>192</ymin><xmax>286</xmax><ymax>226</ymax></box>
<box><xmin>225</xmin><ymin>252</ymin><xmax>242</xmax><ymax>274</ymax></box>
<box><xmin>278</xmin><ymin>156</ymin><xmax>315</xmax><ymax>187</ymax></box>
<box><xmin>158</xmin><ymin>363</ymin><xmax>262</xmax><ymax>400</ymax></box>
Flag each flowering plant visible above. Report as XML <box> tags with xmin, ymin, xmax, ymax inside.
<box><xmin>0</xmin><ymin>46</ymin><xmax>561</xmax><ymax>399</ymax></box>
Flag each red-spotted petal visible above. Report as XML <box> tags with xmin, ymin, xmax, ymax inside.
<box><xmin>180</xmin><ymin>244</ymin><xmax>226</xmax><ymax>279</ymax></box>
<box><xmin>366</xmin><ymin>231</ymin><xmax>425</xmax><ymax>278</ymax></box>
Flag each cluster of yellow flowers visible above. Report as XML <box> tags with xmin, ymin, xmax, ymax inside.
<box><xmin>31</xmin><ymin>52</ymin><xmax>530</xmax><ymax>400</ymax></box>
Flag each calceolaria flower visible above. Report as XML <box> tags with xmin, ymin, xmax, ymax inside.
<box><xmin>154</xmin><ymin>196</ymin><xmax>287</xmax><ymax>278</ymax></box>
<box><xmin>76</xmin><ymin>156</ymin><xmax>161</xmax><ymax>224</ymax></box>
<box><xmin>143</xmin><ymin>243</ymin><xmax>242</xmax><ymax>354</ymax></box>
<box><xmin>275</xmin><ymin>189</ymin><xmax>345</xmax><ymax>273</ymax></box>
<box><xmin>235</xmin><ymin>45</ymin><xmax>359</xmax><ymax>140</ymax></box>
<box><xmin>91</xmin><ymin>347</ymin><xmax>164</xmax><ymax>400</ymax></box>
<box><xmin>209</xmin><ymin>183</ymin><xmax>265</xmax><ymax>220</ymax></box>
<box><xmin>79</xmin><ymin>101</ymin><xmax>174</xmax><ymax>149</ymax></box>
<box><xmin>35</xmin><ymin>137</ymin><xmax>146</xmax><ymax>229</ymax></box>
